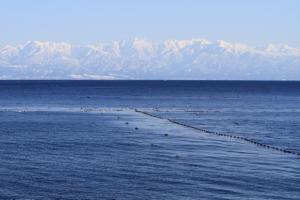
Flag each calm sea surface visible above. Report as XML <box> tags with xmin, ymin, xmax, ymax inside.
<box><xmin>0</xmin><ymin>81</ymin><xmax>299</xmax><ymax>199</ymax></box>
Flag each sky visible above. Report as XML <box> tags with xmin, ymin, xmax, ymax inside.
<box><xmin>0</xmin><ymin>0</ymin><xmax>300</xmax><ymax>47</ymax></box>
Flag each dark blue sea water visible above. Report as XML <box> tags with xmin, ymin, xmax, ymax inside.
<box><xmin>0</xmin><ymin>81</ymin><xmax>299</xmax><ymax>200</ymax></box>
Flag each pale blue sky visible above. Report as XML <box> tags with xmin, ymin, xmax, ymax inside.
<box><xmin>0</xmin><ymin>0</ymin><xmax>299</xmax><ymax>46</ymax></box>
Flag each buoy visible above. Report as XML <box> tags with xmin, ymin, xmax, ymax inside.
<box><xmin>133</xmin><ymin>109</ymin><xmax>300</xmax><ymax>157</ymax></box>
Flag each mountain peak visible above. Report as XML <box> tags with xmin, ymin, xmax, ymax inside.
<box><xmin>264</xmin><ymin>43</ymin><xmax>300</xmax><ymax>56</ymax></box>
<box><xmin>0</xmin><ymin>38</ymin><xmax>299</xmax><ymax>80</ymax></box>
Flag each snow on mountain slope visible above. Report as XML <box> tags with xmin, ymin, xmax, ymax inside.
<box><xmin>0</xmin><ymin>38</ymin><xmax>299</xmax><ymax>80</ymax></box>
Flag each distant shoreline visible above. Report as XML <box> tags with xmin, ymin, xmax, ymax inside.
<box><xmin>0</xmin><ymin>79</ymin><xmax>299</xmax><ymax>82</ymax></box>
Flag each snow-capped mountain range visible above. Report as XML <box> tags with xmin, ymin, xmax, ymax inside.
<box><xmin>1</xmin><ymin>38</ymin><xmax>300</xmax><ymax>80</ymax></box>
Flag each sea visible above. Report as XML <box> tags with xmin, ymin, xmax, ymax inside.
<box><xmin>0</xmin><ymin>80</ymin><xmax>299</xmax><ymax>200</ymax></box>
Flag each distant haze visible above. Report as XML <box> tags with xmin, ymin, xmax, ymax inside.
<box><xmin>1</xmin><ymin>1</ymin><xmax>299</xmax><ymax>79</ymax></box>
<box><xmin>1</xmin><ymin>0</ymin><xmax>300</xmax><ymax>47</ymax></box>
<box><xmin>0</xmin><ymin>39</ymin><xmax>299</xmax><ymax>80</ymax></box>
